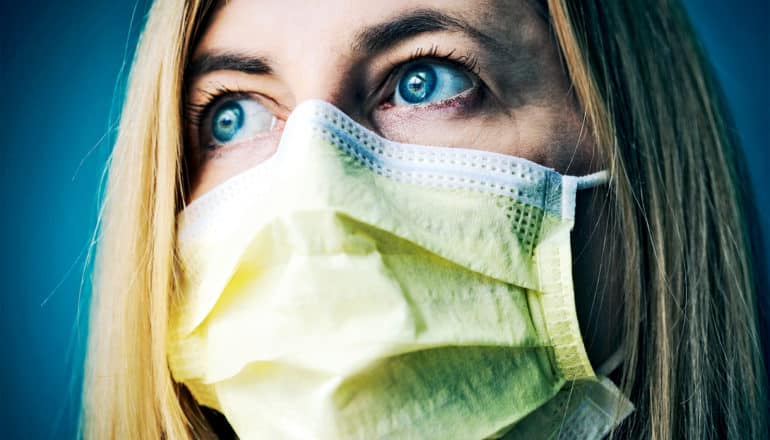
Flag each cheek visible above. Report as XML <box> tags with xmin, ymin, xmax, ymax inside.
<box><xmin>186</xmin><ymin>136</ymin><xmax>281</xmax><ymax>201</ymax></box>
<box><xmin>371</xmin><ymin>101</ymin><xmax>598</xmax><ymax>174</ymax></box>
<box><xmin>500</xmin><ymin>103</ymin><xmax>598</xmax><ymax>174</ymax></box>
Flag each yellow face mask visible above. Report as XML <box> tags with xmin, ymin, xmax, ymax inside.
<box><xmin>167</xmin><ymin>100</ymin><xmax>632</xmax><ymax>439</ymax></box>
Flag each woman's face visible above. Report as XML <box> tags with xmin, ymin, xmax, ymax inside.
<box><xmin>185</xmin><ymin>0</ymin><xmax>618</xmax><ymax>366</ymax></box>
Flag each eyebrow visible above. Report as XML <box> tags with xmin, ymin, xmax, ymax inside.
<box><xmin>186</xmin><ymin>8</ymin><xmax>501</xmax><ymax>79</ymax></box>
<box><xmin>186</xmin><ymin>52</ymin><xmax>272</xmax><ymax>79</ymax></box>
<box><xmin>353</xmin><ymin>9</ymin><xmax>500</xmax><ymax>54</ymax></box>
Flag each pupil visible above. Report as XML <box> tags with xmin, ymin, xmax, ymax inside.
<box><xmin>212</xmin><ymin>102</ymin><xmax>244</xmax><ymax>143</ymax></box>
<box><xmin>398</xmin><ymin>65</ymin><xmax>436</xmax><ymax>104</ymax></box>
<box><xmin>408</xmin><ymin>74</ymin><xmax>425</xmax><ymax>92</ymax></box>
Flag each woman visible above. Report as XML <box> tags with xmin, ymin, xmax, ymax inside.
<box><xmin>81</xmin><ymin>0</ymin><xmax>768</xmax><ymax>438</ymax></box>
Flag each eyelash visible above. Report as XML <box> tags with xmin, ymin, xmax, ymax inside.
<box><xmin>185</xmin><ymin>86</ymin><xmax>250</xmax><ymax>128</ymax></box>
<box><xmin>387</xmin><ymin>45</ymin><xmax>480</xmax><ymax>83</ymax></box>
<box><xmin>184</xmin><ymin>45</ymin><xmax>482</xmax><ymax>130</ymax></box>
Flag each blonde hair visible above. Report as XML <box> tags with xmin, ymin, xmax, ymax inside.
<box><xmin>81</xmin><ymin>0</ymin><xmax>768</xmax><ymax>438</ymax></box>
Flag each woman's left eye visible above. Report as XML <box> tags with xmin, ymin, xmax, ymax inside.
<box><xmin>393</xmin><ymin>62</ymin><xmax>474</xmax><ymax>106</ymax></box>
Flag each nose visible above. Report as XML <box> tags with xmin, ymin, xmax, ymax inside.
<box><xmin>281</xmin><ymin>54</ymin><xmax>368</xmax><ymax>124</ymax></box>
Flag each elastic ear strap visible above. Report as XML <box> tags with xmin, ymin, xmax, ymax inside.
<box><xmin>596</xmin><ymin>344</ymin><xmax>625</xmax><ymax>377</ymax></box>
<box><xmin>576</xmin><ymin>170</ymin><xmax>610</xmax><ymax>190</ymax></box>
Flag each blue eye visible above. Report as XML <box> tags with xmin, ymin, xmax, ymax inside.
<box><xmin>212</xmin><ymin>102</ymin><xmax>244</xmax><ymax>143</ymax></box>
<box><xmin>207</xmin><ymin>98</ymin><xmax>277</xmax><ymax>147</ymax></box>
<box><xmin>394</xmin><ymin>62</ymin><xmax>474</xmax><ymax>105</ymax></box>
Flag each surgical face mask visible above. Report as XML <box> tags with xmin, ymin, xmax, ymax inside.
<box><xmin>167</xmin><ymin>100</ymin><xmax>633</xmax><ymax>439</ymax></box>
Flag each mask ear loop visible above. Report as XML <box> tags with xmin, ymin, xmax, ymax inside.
<box><xmin>563</xmin><ymin>169</ymin><xmax>634</xmax><ymax>431</ymax></box>
<box><xmin>596</xmin><ymin>344</ymin><xmax>625</xmax><ymax>377</ymax></box>
<box><xmin>575</xmin><ymin>169</ymin><xmax>621</xmax><ymax>378</ymax></box>
<box><xmin>576</xmin><ymin>170</ymin><xmax>610</xmax><ymax>190</ymax></box>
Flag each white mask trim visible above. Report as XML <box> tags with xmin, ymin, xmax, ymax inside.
<box><xmin>180</xmin><ymin>100</ymin><xmax>609</xmax><ymax>223</ymax></box>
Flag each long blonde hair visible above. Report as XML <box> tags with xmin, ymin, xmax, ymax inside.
<box><xmin>81</xmin><ymin>0</ymin><xmax>768</xmax><ymax>438</ymax></box>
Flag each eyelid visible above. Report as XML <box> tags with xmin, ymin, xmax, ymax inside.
<box><xmin>366</xmin><ymin>47</ymin><xmax>483</xmax><ymax>110</ymax></box>
<box><xmin>187</xmin><ymin>94</ymin><xmax>260</xmax><ymax>151</ymax></box>
<box><xmin>393</xmin><ymin>63</ymin><xmax>477</xmax><ymax>107</ymax></box>
<box><xmin>186</xmin><ymin>86</ymin><xmax>288</xmax><ymax>127</ymax></box>
<box><xmin>186</xmin><ymin>87</ymin><xmax>290</xmax><ymax>151</ymax></box>
<box><xmin>367</xmin><ymin>56</ymin><xmax>476</xmax><ymax>110</ymax></box>
<box><xmin>186</xmin><ymin>88</ymin><xmax>252</xmax><ymax>129</ymax></box>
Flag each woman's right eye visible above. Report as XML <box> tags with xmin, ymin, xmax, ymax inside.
<box><xmin>201</xmin><ymin>97</ymin><xmax>279</xmax><ymax>149</ymax></box>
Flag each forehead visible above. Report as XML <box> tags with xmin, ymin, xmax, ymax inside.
<box><xmin>194</xmin><ymin>0</ymin><xmax>541</xmax><ymax>59</ymax></box>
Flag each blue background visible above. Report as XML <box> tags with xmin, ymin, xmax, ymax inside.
<box><xmin>1</xmin><ymin>1</ymin><xmax>767</xmax><ymax>438</ymax></box>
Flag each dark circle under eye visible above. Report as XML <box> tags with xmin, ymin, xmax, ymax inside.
<box><xmin>397</xmin><ymin>64</ymin><xmax>437</xmax><ymax>104</ymax></box>
<box><xmin>211</xmin><ymin>101</ymin><xmax>245</xmax><ymax>143</ymax></box>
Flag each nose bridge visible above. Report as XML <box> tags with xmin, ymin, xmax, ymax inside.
<box><xmin>280</xmin><ymin>36</ymin><xmax>360</xmax><ymax>116</ymax></box>
<box><xmin>289</xmin><ymin>65</ymin><xmax>356</xmax><ymax>115</ymax></box>
<box><xmin>293</xmin><ymin>80</ymin><xmax>347</xmax><ymax>111</ymax></box>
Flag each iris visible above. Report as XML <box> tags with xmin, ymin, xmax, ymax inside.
<box><xmin>212</xmin><ymin>101</ymin><xmax>245</xmax><ymax>143</ymax></box>
<box><xmin>398</xmin><ymin>65</ymin><xmax>437</xmax><ymax>104</ymax></box>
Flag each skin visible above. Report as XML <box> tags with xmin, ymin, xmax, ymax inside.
<box><xmin>184</xmin><ymin>0</ymin><xmax>621</xmax><ymax>381</ymax></box>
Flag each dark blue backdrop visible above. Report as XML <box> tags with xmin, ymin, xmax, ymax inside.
<box><xmin>1</xmin><ymin>1</ymin><xmax>767</xmax><ymax>438</ymax></box>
